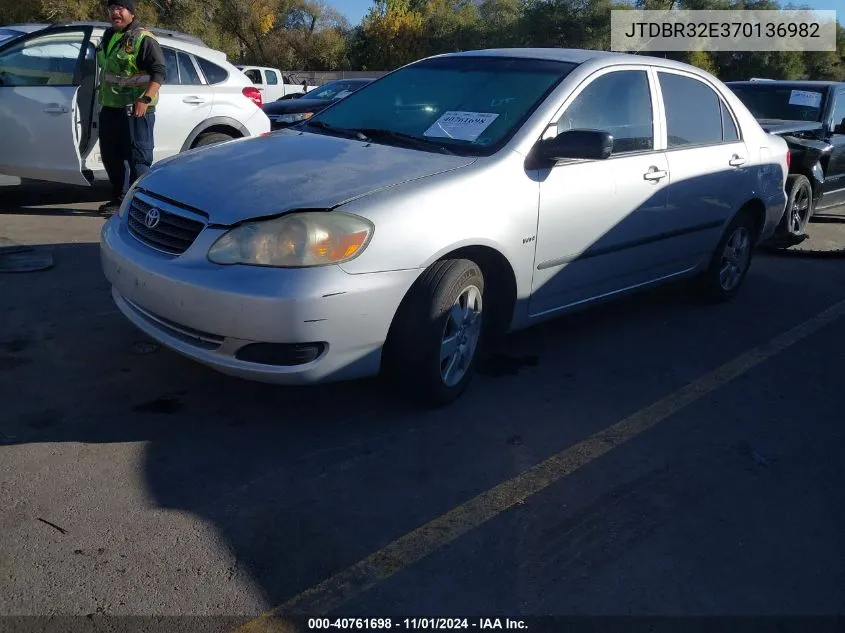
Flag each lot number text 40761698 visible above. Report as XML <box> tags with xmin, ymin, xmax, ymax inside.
<box><xmin>307</xmin><ymin>618</ymin><xmax>528</xmax><ymax>630</ymax></box>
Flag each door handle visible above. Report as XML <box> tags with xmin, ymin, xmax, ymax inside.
<box><xmin>182</xmin><ymin>97</ymin><xmax>206</xmax><ymax>104</ymax></box>
<box><xmin>43</xmin><ymin>105</ymin><xmax>69</xmax><ymax>114</ymax></box>
<box><xmin>643</xmin><ymin>167</ymin><xmax>668</xmax><ymax>181</ymax></box>
<box><xmin>729</xmin><ymin>154</ymin><xmax>747</xmax><ymax>167</ymax></box>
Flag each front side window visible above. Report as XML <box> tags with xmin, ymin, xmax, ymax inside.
<box><xmin>830</xmin><ymin>92</ymin><xmax>845</xmax><ymax>134</ymax></box>
<box><xmin>306</xmin><ymin>56</ymin><xmax>577</xmax><ymax>156</ymax></box>
<box><xmin>0</xmin><ymin>30</ymin><xmax>86</xmax><ymax>86</ymax></box>
<box><xmin>557</xmin><ymin>70</ymin><xmax>654</xmax><ymax>154</ymax></box>
<box><xmin>244</xmin><ymin>68</ymin><xmax>262</xmax><ymax>84</ymax></box>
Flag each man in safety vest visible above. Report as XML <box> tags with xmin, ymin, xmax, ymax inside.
<box><xmin>95</xmin><ymin>0</ymin><xmax>166</xmax><ymax>214</ymax></box>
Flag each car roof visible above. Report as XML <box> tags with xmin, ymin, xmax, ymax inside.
<box><xmin>726</xmin><ymin>80</ymin><xmax>843</xmax><ymax>88</ymax></box>
<box><xmin>430</xmin><ymin>47</ymin><xmax>730</xmax><ymax>78</ymax></box>
<box><xmin>42</xmin><ymin>21</ymin><xmax>208</xmax><ymax>47</ymax></box>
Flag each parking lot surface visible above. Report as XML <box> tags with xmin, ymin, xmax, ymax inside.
<box><xmin>1</xmin><ymin>182</ymin><xmax>844</xmax><ymax>628</ymax></box>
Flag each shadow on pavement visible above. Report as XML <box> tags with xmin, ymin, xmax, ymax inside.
<box><xmin>0</xmin><ymin>179</ymin><xmax>112</xmax><ymax>217</ymax></box>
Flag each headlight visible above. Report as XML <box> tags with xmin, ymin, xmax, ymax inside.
<box><xmin>273</xmin><ymin>112</ymin><xmax>313</xmax><ymax>124</ymax></box>
<box><xmin>207</xmin><ymin>212</ymin><xmax>374</xmax><ymax>267</ymax></box>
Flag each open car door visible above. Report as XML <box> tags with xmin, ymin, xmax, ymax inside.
<box><xmin>0</xmin><ymin>25</ymin><xmax>95</xmax><ymax>186</ymax></box>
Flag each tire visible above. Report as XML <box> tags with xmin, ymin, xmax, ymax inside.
<box><xmin>697</xmin><ymin>208</ymin><xmax>756</xmax><ymax>303</ymax></box>
<box><xmin>383</xmin><ymin>259</ymin><xmax>485</xmax><ymax>407</ymax></box>
<box><xmin>193</xmin><ymin>132</ymin><xmax>235</xmax><ymax>148</ymax></box>
<box><xmin>772</xmin><ymin>174</ymin><xmax>813</xmax><ymax>247</ymax></box>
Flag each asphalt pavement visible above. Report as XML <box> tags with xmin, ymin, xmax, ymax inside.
<box><xmin>1</xmin><ymin>181</ymin><xmax>844</xmax><ymax>630</ymax></box>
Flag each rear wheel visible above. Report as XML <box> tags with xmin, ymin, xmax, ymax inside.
<box><xmin>697</xmin><ymin>208</ymin><xmax>755</xmax><ymax>303</ymax></box>
<box><xmin>383</xmin><ymin>259</ymin><xmax>485</xmax><ymax>407</ymax></box>
<box><xmin>782</xmin><ymin>174</ymin><xmax>813</xmax><ymax>241</ymax></box>
<box><xmin>193</xmin><ymin>132</ymin><xmax>235</xmax><ymax>148</ymax></box>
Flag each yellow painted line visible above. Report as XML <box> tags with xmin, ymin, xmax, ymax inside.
<box><xmin>233</xmin><ymin>298</ymin><xmax>845</xmax><ymax>632</ymax></box>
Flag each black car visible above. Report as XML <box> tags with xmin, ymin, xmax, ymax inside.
<box><xmin>262</xmin><ymin>78</ymin><xmax>374</xmax><ymax>131</ymax></box>
<box><xmin>726</xmin><ymin>80</ymin><xmax>845</xmax><ymax>246</ymax></box>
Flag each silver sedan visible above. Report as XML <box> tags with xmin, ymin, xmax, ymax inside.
<box><xmin>100</xmin><ymin>48</ymin><xmax>789</xmax><ymax>406</ymax></box>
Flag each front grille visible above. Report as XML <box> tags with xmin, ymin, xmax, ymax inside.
<box><xmin>127</xmin><ymin>194</ymin><xmax>206</xmax><ymax>256</ymax></box>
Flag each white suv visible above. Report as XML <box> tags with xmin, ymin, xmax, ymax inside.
<box><xmin>0</xmin><ymin>22</ymin><xmax>270</xmax><ymax>187</ymax></box>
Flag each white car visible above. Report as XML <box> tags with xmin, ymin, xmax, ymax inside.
<box><xmin>0</xmin><ymin>22</ymin><xmax>270</xmax><ymax>187</ymax></box>
<box><xmin>236</xmin><ymin>64</ymin><xmax>319</xmax><ymax>101</ymax></box>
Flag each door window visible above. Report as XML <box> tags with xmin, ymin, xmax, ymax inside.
<box><xmin>0</xmin><ymin>29</ymin><xmax>87</xmax><ymax>86</ymax></box>
<box><xmin>177</xmin><ymin>51</ymin><xmax>202</xmax><ymax>85</ymax></box>
<box><xmin>658</xmin><ymin>72</ymin><xmax>728</xmax><ymax>148</ymax></box>
<box><xmin>265</xmin><ymin>69</ymin><xmax>278</xmax><ymax>85</ymax></box>
<box><xmin>557</xmin><ymin>70</ymin><xmax>654</xmax><ymax>154</ymax></box>
<box><xmin>721</xmin><ymin>100</ymin><xmax>739</xmax><ymax>142</ymax></box>
<box><xmin>162</xmin><ymin>46</ymin><xmax>179</xmax><ymax>84</ymax></box>
<box><xmin>196</xmin><ymin>56</ymin><xmax>228</xmax><ymax>85</ymax></box>
<box><xmin>244</xmin><ymin>68</ymin><xmax>262</xmax><ymax>84</ymax></box>
<box><xmin>831</xmin><ymin>92</ymin><xmax>845</xmax><ymax>135</ymax></box>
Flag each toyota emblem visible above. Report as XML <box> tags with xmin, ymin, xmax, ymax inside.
<box><xmin>144</xmin><ymin>207</ymin><xmax>161</xmax><ymax>229</ymax></box>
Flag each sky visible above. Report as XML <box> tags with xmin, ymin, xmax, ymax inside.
<box><xmin>331</xmin><ymin>0</ymin><xmax>844</xmax><ymax>27</ymax></box>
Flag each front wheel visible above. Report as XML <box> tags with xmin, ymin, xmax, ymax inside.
<box><xmin>383</xmin><ymin>259</ymin><xmax>485</xmax><ymax>407</ymax></box>
<box><xmin>697</xmin><ymin>209</ymin><xmax>755</xmax><ymax>303</ymax></box>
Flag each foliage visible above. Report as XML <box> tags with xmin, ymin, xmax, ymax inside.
<box><xmin>2</xmin><ymin>0</ymin><xmax>842</xmax><ymax>77</ymax></box>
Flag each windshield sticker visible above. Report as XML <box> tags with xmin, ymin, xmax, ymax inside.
<box><xmin>424</xmin><ymin>111</ymin><xmax>500</xmax><ymax>142</ymax></box>
<box><xmin>789</xmin><ymin>90</ymin><xmax>822</xmax><ymax>108</ymax></box>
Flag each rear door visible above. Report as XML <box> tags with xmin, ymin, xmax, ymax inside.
<box><xmin>153</xmin><ymin>46</ymin><xmax>215</xmax><ymax>159</ymax></box>
<box><xmin>654</xmin><ymin>69</ymin><xmax>753</xmax><ymax>268</ymax></box>
<box><xmin>0</xmin><ymin>25</ymin><xmax>95</xmax><ymax>185</ymax></box>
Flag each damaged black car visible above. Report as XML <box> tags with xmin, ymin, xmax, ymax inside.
<box><xmin>726</xmin><ymin>80</ymin><xmax>845</xmax><ymax>247</ymax></box>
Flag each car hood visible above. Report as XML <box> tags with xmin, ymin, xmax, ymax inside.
<box><xmin>757</xmin><ymin>119</ymin><xmax>825</xmax><ymax>136</ymax></box>
<box><xmin>263</xmin><ymin>98</ymin><xmax>332</xmax><ymax>115</ymax></box>
<box><xmin>139</xmin><ymin>130</ymin><xmax>476</xmax><ymax>225</ymax></box>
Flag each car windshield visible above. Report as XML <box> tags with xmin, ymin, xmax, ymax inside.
<box><xmin>303</xmin><ymin>80</ymin><xmax>369</xmax><ymax>101</ymax></box>
<box><xmin>304</xmin><ymin>56</ymin><xmax>577</xmax><ymax>155</ymax></box>
<box><xmin>0</xmin><ymin>29</ymin><xmax>24</xmax><ymax>44</ymax></box>
<box><xmin>729</xmin><ymin>84</ymin><xmax>826</xmax><ymax>122</ymax></box>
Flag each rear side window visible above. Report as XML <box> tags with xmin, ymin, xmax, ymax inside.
<box><xmin>265</xmin><ymin>70</ymin><xmax>278</xmax><ymax>85</ymax></box>
<box><xmin>196</xmin><ymin>56</ymin><xmax>228</xmax><ymax>85</ymax></box>
<box><xmin>177</xmin><ymin>51</ymin><xmax>202</xmax><ymax>85</ymax></box>
<box><xmin>659</xmin><ymin>72</ymin><xmax>725</xmax><ymax>148</ymax></box>
<box><xmin>721</xmin><ymin>100</ymin><xmax>739</xmax><ymax>141</ymax></box>
<box><xmin>162</xmin><ymin>46</ymin><xmax>178</xmax><ymax>84</ymax></box>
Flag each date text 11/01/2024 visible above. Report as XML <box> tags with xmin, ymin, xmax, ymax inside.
<box><xmin>308</xmin><ymin>619</ymin><xmax>528</xmax><ymax>630</ymax></box>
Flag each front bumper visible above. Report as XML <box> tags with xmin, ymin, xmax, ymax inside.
<box><xmin>100</xmin><ymin>214</ymin><xmax>419</xmax><ymax>385</ymax></box>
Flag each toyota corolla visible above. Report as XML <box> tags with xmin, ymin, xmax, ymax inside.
<box><xmin>100</xmin><ymin>48</ymin><xmax>789</xmax><ymax>406</ymax></box>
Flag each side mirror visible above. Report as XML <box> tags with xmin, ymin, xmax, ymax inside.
<box><xmin>535</xmin><ymin>129</ymin><xmax>613</xmax><ymax>162</ymax></box>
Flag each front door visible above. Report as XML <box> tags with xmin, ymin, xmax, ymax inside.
<box><xmin>0</xmin><ymin>26</ymin><xmax>94</xmax><ymax>186</ymax></box>
<box><xmin>818</xmin><ymin>88</ymin><xmax>845</xmax><ymax>212</ymax></box>
<box><xmin>529</xmin><ymin>67</ymin><xmax>671</xmax><ymax>317</ymax></box>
